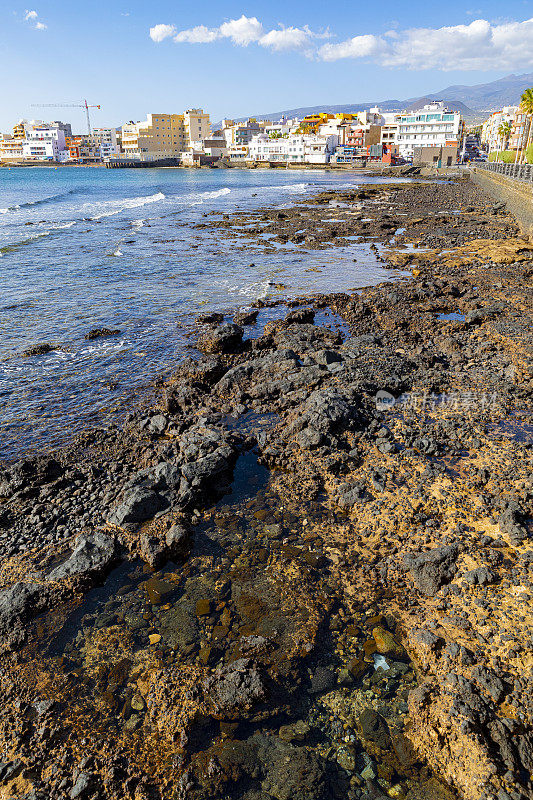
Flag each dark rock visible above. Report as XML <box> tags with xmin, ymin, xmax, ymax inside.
<box><xmin>197</xmin><ymin>323</ymin><xmax>244</xmax><ymax>354</ymax></box>
<box><xmin>404</xmin><ymin>545</ymin><xmax>458</xmax><ymax>596</ymax></box>
<box><xmin>84</xmin><ymin>328</ymin><xmax>121</xmax><ymax>340</ymax></box>
<box><xmin>48</xmin><ymin>531</ymin><xmax>118</xmax><ymax>581</ymax></box>
<box><xmin>139</xmin><ymin>534</ymin><xmax>166</xmax><ymax>568</ymax></box>
<box><xmin>470</xmin><ymin>665</ymin><xmax>506</xmax><ymax>703</ymax></box>
<box><xmin>260</xmin><ymin>740</ymin><xmax>329</xmax><ymax>800</ymax></box>
<box><xmin>22</xmin><ymin>343</ymin><xmax>55</xmax><ymax>357</ymax></box>
<box><xmin>205</xmin><ymin>658</ymin><xmax>266</xmax><ymax>712</ymax></box>
<box><xmin>463</xmin><ymin>566</ymin><xmax>495</xmax><ymax>586</ymax></box>
<box><xmin>309</xmin><ymin>665</ymin><xmax>336</xmax><ymax>694</ymax></box>
<box><xmin>0</xmin><ymin>582</ymin><xmax>46</xmax><ymax>636</ymax></box>
<box><xmin>196</xmin><ymin>312</ymin><xmax>224</xmax><ymax>325</ymax></box>
<box><xmin>70</xmin><ymin>772</ymin><xmax>95</xmax><ymax>799</ymax></box>
<box><xmin>337</xmin><ymin>483</ymin><xmax>364</xmax><ymax>508</ymax></box>
<box><xmin>498</xmin><ymin>505</ymin><xmax>529</xmax><ymax>546</ymax></box>
<box><xmin>357</xmin><ymin>708</ymin><xmax>391</xmax><ymax>749</ymax></box>
<box><xmin>234</xmin><ymin>309</ymin><xmax>259</xmax><ymax>326</ymax></box>
<box><xmin>108</xmin><ymin>487</ymin><xmax>168</xmax><ymax>528</ymax></box>
<box><xmin>165</xmin><ymin>523</ymin><xmax>190</xmax><ymax>556</ymax></box>
<box><xmin>285</xmin><ymin>307</ymin><xmax>315</xmax><ymax>325</ymax></box>
<box><xmin>0</xmin><ymin>456</ymin><xmax>62</xmax><ymax>498</ymax></box>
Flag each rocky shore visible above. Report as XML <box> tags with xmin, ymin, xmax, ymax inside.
<box><xmin>0</xmin><ymin>177</ymin><xmax>531</xmax><ymax>800</ymax></box>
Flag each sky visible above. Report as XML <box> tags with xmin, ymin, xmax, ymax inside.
<box><xmin>1</xmin><ymin>0</ymin><xmax>532</xmax><ymax>132</ymax></box>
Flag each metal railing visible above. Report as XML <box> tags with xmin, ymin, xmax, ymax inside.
<box><xmin>475</xmin><ymin>161</ymin><xmax>533</xmax><ymax>182</ymax></box>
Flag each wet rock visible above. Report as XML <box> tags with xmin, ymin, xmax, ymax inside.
<box><xmin>196</xmin><ymin>312</ymin><xmax>224</xmax><ymax>325</ymax></box>
<box><xmin>108</xmin><ymin>487</ymin><xmax>168</xmax><ymax>528</ymax></box>
<box><xmin>234</xmin><ymin>309</ymin><xmax>259</xmax><ymax>326</ymax></box>
<box><xmin>357</xmin><ymin>708</ymin><xmax>391</xmax><ymax>750</ymax></box>
<box><xmin>145</xmin><ymin>577</ymin><xmax>175</xmax><ymax>605</ymax></box>
<box><xmin>309</xmin><ymin>665</ymin><xmax>337</xmax><ymax>694</ymax></box>
<box><xmin>197</xmin><ymin>323</ymin><xmax>244</xmax><ymax>354</ymax></box>
<box><xmin>165</xmin><ymin>522</ymin><xmax>190</xmax><ymax>556</ymax></box>
<box><xmin>48</xmin><ymin>531</ymin><xmax>118</xmax><ymax>581</ymax></box>
<box><xmin>278</xmin><ymin>720</ymin><xmax>311</xmax><ymax>742</ymax></box>
<box><xmin>403</xmin><ymin>544</ymin><xmax>458</xmax><ymax>596</ymax></box>
<box><xmin>372</xmin><ymin>626</ymin><xmax>407</xmax><ymax>660</ymax></box>
<box><xmin>84</xmin><ymin>328</ymin><xmax>121</xmax><ymax>340</ymax></box>
<box><xmin>285</xmin><ymin>307</ymin><xmax>315</xmax><ymax>325</ymax></box>
<box><xmin>261</xmin><ymin>740</ymin><xmax>329</xmax><ymax>800</ymax></box>
<box><xmin>0</xmin><ymin>456</ymin><xmax>62</xmax><ymax>498</ymax></box>
<box><xmin>22</xmin><ymin>343</ymin><xmax>55</xmax><ymax>357</ymax></box>
<box><xmin>205</xmin><ymin>658</ymin><xmax>266</xmax><ymax>713</ymax></box>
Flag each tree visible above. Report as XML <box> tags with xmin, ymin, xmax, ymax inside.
<box><xmin>517</xmin><ymin>88</ymin><xmax>533</xmax><ymax>164</ymax></box>
<box><xmin>497</xmin><ymin>121</ymin><xmax>512</xmax><ymax>160</ymax></box>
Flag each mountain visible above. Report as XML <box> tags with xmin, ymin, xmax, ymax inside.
<box><xmin>418</xmin><ymin>72</ymin><xmax>533</xmax><ymax>111</ymax></box>
<box><xmin>215</xmin><ymin>72</ymin><xmax>533</xmax><ymax>128</ymax></box>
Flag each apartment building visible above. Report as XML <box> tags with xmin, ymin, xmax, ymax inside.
<box><xmin>481</xmin><ymin>107</ymin><xmax>519</xmax><ymax>152</ymax></box>
<box><xmin>0</xmin><ymin>121</ymin><xmax>69</xmax><ymax>162</ymax></box>
<box><xmin>248</xmin><ymin>133</ymin><xmax>338</xmax><ymax>164</ymax></box>
<box><xmin>121</xmin><ymin>110</ymin><xmax>210</xmax><ymax>161</ymax></box>
<box><xmin>395</xmin><ymin>103</ymin><xmax>463</xmax><ymax>160</ymax></box>
<box><xmin>91</xmin><ymin>128</ymin><xmax>119</xmax><ymax>159</ymax></box>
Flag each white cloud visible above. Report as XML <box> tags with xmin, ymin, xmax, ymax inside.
<box><xmin>174</xmin><ymin>25</ymin><xmax>220</xmax><ymax>44</ymax></box>
<box><xmin>154</xmin><ymin>15</ymin><xmax>322</xmax><ymax>54</ymax></box>
<box><xmin>149</xmin><ymin>23</ymin><xmax>176</xmax><ymax>42</ymax></box>
<box><xmin>319</xmin><ymin>34</ymin><xmax>383</xmax><ymax>61</ymax></box>
<box><xmin>24</xmin><ymin>8</ymin><xmax>46</xmax><ymax>28</ymax></box>
<box><xmin>219</xmin><ymin>15</ymin><xmax>263</xmax><ymax>46</ymax></box>
<box><xmin>259</xmin><ymin>25</ymin><xmax>313</xmax><ymax>52</ymax></box>
<box><xmin>149</xmin><ymin>14</ymin><xmax>533</xmax><ymax>71</ymax></box>
<box><xmin>318</xmin><ymin>17</ymin><xmax>533</xmax><ymax>70</ymax></box>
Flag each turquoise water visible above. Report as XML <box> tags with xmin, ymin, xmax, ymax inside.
<box><xmin>0</xmin><ymin>166</ymin><xmax>406</xmax><ymax>459</ymax></box>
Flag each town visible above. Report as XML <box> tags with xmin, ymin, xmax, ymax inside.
<box><xmin>1</xmin><ymin>92</ymin><xmax>532</xmax><ymax>169</ymax></box>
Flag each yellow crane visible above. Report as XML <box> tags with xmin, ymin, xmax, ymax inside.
<box><xmin>30</xmin><ymin>100</ymin><xmax>101</xmax><ymax>134</ymax></box>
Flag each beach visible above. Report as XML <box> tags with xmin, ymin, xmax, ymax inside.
<box><xmin>0</xmin><ymin>173</ymin><xmax>531</xmax><ymax>800</ymax></box>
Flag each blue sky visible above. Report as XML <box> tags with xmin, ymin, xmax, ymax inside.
<box><xmin>1</xmin><ymin>0</ymin><xmax>532</xmax><ymax>132</ymax></box>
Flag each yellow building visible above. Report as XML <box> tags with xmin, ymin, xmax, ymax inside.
<box><xmin>120</xmin><ymin>110</ymin><xmax>210</xmax><ymax>160</ymax></box>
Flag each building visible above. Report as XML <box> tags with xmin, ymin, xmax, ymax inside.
<box><xmin>395</xmin><ymin>102</ymin><xmax>463</xmax><ymax>161</ymax></box>
<box><xmin>0</xmin><ymin>121</ymin><xmax>69</xmax><ymax>162</ymax></box>
<box><xmin>481</xmin><ymin>107</ymin><xmax>519</xmax><ymax>153</ymax></box>
<box><xmin>66</xmin><ymin>135</ymin><xmax>100</xmax><ymax>162</ymax></box>
<box><xmin>120</xmin><ymin>110</ymin><xmax>211</xmax><ymax>161</ymax></box>
<box><xmin>248</xmin><ymin>133</ymin><xmax>338</xmax><ymax>164</ymax></box>
<box><xmin>221</xmin><ymin>119</ymin><xmax>264</xmax><ymax>149</ymax></box>
<box><xmin>413</xmin><ymin>145</ymin><xmax>460</xmax><ymax>168</ymax></box>
<box><xmin>91</xmin><ymin>128</ymin><xmax>119</xmax><ymax>159</ymax></box>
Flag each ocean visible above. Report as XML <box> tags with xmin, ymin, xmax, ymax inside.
<box><xmin>0</xmin><ymin>166</ymin><xmax>408</xmax><ymax>460</ymax></box>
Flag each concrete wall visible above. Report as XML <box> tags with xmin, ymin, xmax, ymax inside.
<box><xmin>471</xmin><ymin>167</ymin><xmax>533</xmax><ymax>241</ymax></box>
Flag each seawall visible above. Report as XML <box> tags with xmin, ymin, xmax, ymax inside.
<box><xmin>471</xmin><ymin>166</ymin><xmax>533</xmax><ymax>240</ymax></box>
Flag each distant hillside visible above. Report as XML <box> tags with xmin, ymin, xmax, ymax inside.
<box><xmin>215</xmin><ymin>72</ymin><xmax>533</xmax><ymax>128</ymax></box>
<box><xmin>422</xmin><ymin>72</ymin><xmax>533</xmax><ymax>111</ymax></box>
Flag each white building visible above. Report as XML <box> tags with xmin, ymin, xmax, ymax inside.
<box><xmin>91</xmin><ymin>128</ymin><xmax>119</xmax><ymax>159</ymax></box>
<box><xmin>249</xmin><ymin>133</ymin><xmax>338</xmax><ymax>164</ymax></box>
<box><xmin>395</xmin><ymin>102</ymin><xmax>463</xmax><ymax>160</ymax></box>
<box><xmin>0</xmin><ymin>122</ymin><xmax>69</xmax><ymax>162</ymax></box>
<box><xmin>481</xmin><ymin>107</ymin><xmax>519</xmax><ymax>153</ymax></box>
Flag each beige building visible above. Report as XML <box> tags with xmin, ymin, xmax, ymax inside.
<box><xmin>120</xmin><ymin>110</ymin><xmax>210</xmax><ymax>161</ymax></box>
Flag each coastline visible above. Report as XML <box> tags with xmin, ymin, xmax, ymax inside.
<box><xmin>0</xmin><ymin>176</ymin><xmax>531</xmax><ymax>800</ymax></box>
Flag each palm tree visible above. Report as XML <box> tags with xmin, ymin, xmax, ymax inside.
<box><xmin>497</xmin><ymin>121</ymin><xmax>512</xmax><ymax>160</ymax></box>
<box><xmin>517</xmin><ymin>88</ymin><xmax>533</xmax><ymax>164</ymax></box>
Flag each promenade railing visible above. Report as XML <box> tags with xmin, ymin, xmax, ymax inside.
<box><xmin>474</xmin><ymin>161</ymin><xmax>533</xmax><ymax>183</ymax></box>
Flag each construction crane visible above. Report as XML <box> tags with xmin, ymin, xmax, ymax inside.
<box><xmin>30</xmin><ymin>100</ymin><xmax>101</xmax><ymax>135</ymax></box>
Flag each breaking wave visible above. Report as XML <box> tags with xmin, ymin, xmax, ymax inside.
<box><xmin>86</xmin><ymin>192</ymin><xmax>166</xmax><ymax>220</ymax></box>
